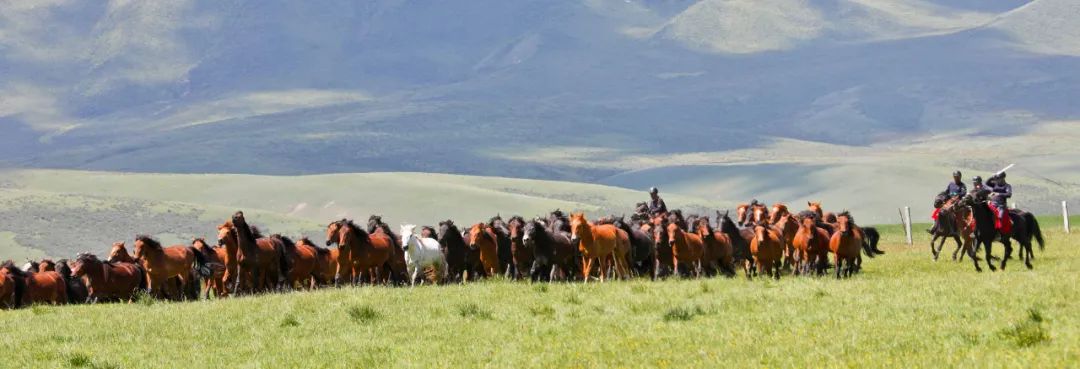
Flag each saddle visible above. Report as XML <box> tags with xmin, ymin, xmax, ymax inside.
<box><xmin>986</xmin><ymin>203</ymin><xmax>1012</xmax><ymax>234</ymax></box>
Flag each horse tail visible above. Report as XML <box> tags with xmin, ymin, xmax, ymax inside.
<box><xmin>858</xmin><ymin>228</ymin><xmax>875</xmax><ymax>259</ymax></box>
<box><xmin>862</xmin><ymin>227</ymin><xmax>883</xmax><ymax>255</ymax></box>
<box><xmin>188</xmin><ymin>247</ymin><xmax>217</xmax><ymax>279</ymax></box>
<box><xmin>1025</xmin><ymin>213</ymin><xmax>1045</xmax><ymax>250</ymax></box>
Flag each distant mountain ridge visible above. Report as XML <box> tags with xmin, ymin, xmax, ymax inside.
<box><xmin>1</xmin><ymin>0</ymin><xmax>1077</xmax><ymax>214</ymax></box>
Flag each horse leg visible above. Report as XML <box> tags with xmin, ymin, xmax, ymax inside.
<box><xmin>983</xmin><ymin>239</ymin><xmax>996</xmax><ymax>272</ymax></box>
<box><xmin>834</xmin><ymin>254</ymin><xmax>842</xmax><ymax>279</ymax></box>
<box><xmin>1000</xmin><ymin>238</ymin><xmax>1012</xmax><ymax>270</ymax></box>
<box><xmin>409</xmin><ymin>266</ymin><xmax>419</xmax><ymax>287</ymax></box>
<box><xmin>951</xmin><ymin>236</ymin><xmax>962</xmax><ymax>261</ymax></box>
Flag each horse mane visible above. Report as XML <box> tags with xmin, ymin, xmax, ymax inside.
<box><xmin>344</xmin><ymin>220</ymin><xmax>372</xmax><ymax>242</ymax></box>
<box><xmin>1</xmin><ymin>260</ymin><xmax>27</xmax><ymax>278</ymax></box>
<box><xmin>273</xmin><ymin>234</ymin><xmax>296</xmax><ymax>253</ymax></box>
<box><xmin>508</xmin><ymin>215</ymin><xmax>525</xmax><ymax>225</ymax></box>
<box><xmin>421</xmin><ymin>226</ymin><xmax>438</xmax><ymax>238</ymax></box>
<box><xmin>249</xmin><ymin>226</ymin><xmax>265</xmax><ymax>239</ymax></box>
<box><xmin>56</xmin><ymin>260</ymin><xmax>73</xmax><ymax>279</ymax></box>
<box><xmin>438</xmin><ymin>220</ymin><xmax>464</xmax><ymax>244</ymax></box>
<box><xmin>136</xmin><ymin>235</ymin><xmax>163</xmax><ymax>250</ymax></box>
<box><xmin>232</xmin><ymin>211</ymin><xmax>259</xmax><ymax>255</ymax></box>
<box><xmin>76</xmin><ymin>253</ymin><xmax>102</xmax><ymax>265</ymax></box>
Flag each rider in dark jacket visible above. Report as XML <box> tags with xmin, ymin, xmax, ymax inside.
<box><xmin>647</xmin><ymin>187</ymin><xmax>668</xmax><ymax>215</ymax></box>
<box><xmin>929</xmin><ymin>171</ymin><xmax>966</xmax><ymax>234</ymax></box>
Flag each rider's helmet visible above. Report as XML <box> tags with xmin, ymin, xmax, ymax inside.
<box><xmin>952</xmin><ymin>170</ymin><xmax>962</xmax><ymax>178</ymax></box>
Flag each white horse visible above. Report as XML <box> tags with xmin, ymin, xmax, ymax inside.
<box><xmin>400</xmin><ymin>224</ymin><xmax>449</xmax><ymax>286</ymax></box>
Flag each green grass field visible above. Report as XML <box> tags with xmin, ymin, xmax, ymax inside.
<box><xmin>1</xmin><ymin>217</ymin><xmax>1076</xmax><ymax>368</ymax></box>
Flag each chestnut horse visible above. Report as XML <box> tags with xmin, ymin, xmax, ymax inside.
<box><xmin>750</xmin><ymin>221</ymin><xmax>784</xmax><ymax>279</ymax></box>
<box><xmin>645</xmin><ymin>215</ymin><xmax>675</xmax><ymax>278</ymax></box>
<box><xmin>830</xmin><ymin>212</ymin><xmax>864</xmax><ymax>278</ymax></box>
<box><xmin>695</xmin><ymin>218</ymin><xmax>736</xmax><ymax>277</ymax></box>
<box><xmin>0</xmin><ymin>266</ymin><xmax>15</xmax><ymax>309</ymax></box>
<box><xmin>215</xmin><ymin>221</ymin><xmax>241</xmax><ymax>293</ymax></box>
<box><xmin>192</xmin><ymin>238</ymin><xmax>227</xmax><ymax>298</ymax></box>
<box><xmin>368</xmin><ymin>215</ymin><xmax>409</xmax><ymax>285</ymax></box>
<box><xmin>665</xmin><ymin>221</ymin><xmax>704</xmax><ymax>278</ymax></box>
<box><xmin>1</xmin><ymin>260</ymin><xmax>66</xmax><ymax>306</ymax></box>
<box><xmin>276</xmin><ymin>234</ymin><xmax>317</xmax><ymax>290</ymax></box>
<box><xmin>507</xmin><ymin>216</ymin><xmax>533</xmax><ymax>280</ymax></box>
<box><xmin>301</xmin><ymin>237</ymin><xmax>337</xmax><ymax>287</ymax></box>
<box><xmin>134</xmin><ymin>236</ymin><xmax>210</xmax><ymax>300</ymax></box>
<box><xmin>69</xmin><ymin>253</ymin><xmax>146</xmax><ymax>303</ymax></box>
<box><xmin>792</xmin><ymin>216</ymin><xmax>830</xmax><ymax>276</ymax></box>
<box><xmin>327</xmin><ymin>219</ymin><xmax>394</xmax><ymax>285</ymax></box>
<box><xmin>570</xmin><ymin>213</ymin><xmax>629</xmax><ymax>282</ymax></box>
<box><xmin>467</xmin><ymin>223</ymin><xmax>501</xmax><ymax>277</ymax></box>
<box><xmin>769</xmin><ymin>204</ymin><xmax>800</xmax><ymax>269</ymax></box>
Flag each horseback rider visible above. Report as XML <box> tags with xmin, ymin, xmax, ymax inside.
<box><xmin>647</xmin><ymin>187</ymin><xmax>668</xmax><ymax>215</ymax></box>
<box><xmin>929</xmin><ymin>171</ymin><xmax>966</xmax><ymax>234</ymax></box>
<box><xmin>970</xmin><ymin>176</ymin><xmax>985</xmax><ymax>195</ymax></box>
<box><xmin>986</xmin><ymin>172</ymin><xmax>1013</xmax><ymax>232</ymax></box>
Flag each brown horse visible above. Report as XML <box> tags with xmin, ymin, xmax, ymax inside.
<box><xmin>192</xmin><ymin>238</ymin><xmax>228</xmax><ymax>298</ymax></box>
<box><xmin>38</xmin><ymin>259</ymin><xmax>56</xmax><ymax>272</ymax></box>
<box><xmin>276</xmin><ymin>235</ymin><xmax>317</xmax><ymax>289</ymax></box>
<box><xmin>134</xmin><ymin>236</ymin><xmax>198</xmax><ymax>300</ymax></box>
<box><xmin>695</xmin><ymin>218</ymin><xmax>735</xmax><ymax>277</ymax></box>
<box><xmin>507</xmin><ymin>216</ymin><xmax>533</xmax><ymax>280</ymax></box>
<box><xmin>665</xmin><ymin>222</ymin><xmax>704</xmax><ymax>278</ymax></box>
<box><xmin>327</xmin><ymin>219</ymin><xmax>394</xmax><ymax>285</ymax></box>
<box><xmin>644</xmin><ymin>215</ymin><xmax>675</xmax><ymax>278</ymax></box>
<box><xmin>230</xmin><ymin>211</ymin><xmax>290</xmax><ymax>293</ymax></box>
<box><xmin>215</xmin><ymin>222</ymin><xmax>241</xmax><ymax>293</ymax></box>
<box><xmin>1</xmin><ymin>260</ymin><xmax>66</xmax><ymax>306</ymax></box>
<box><xmin>807</xmin><ymin>202</ymin><xmax>836</xmax><ymax>224</ymax></box>
<box><xmin>69</xmin><ymin>253</ymin><xmax>146</xmax><ymax>303</ymax></box>
<box><xmin>792</xmin><ymin>216</ymin><xmax>830</xmax><ymax>276</ymax></box>
<box><xmin>830</xmin><ymin>212</ymin><xmax>864</xmax><ymax>278</ymax></box>
<box><xmin>750</xmin><ymin>221</ymin><xmax>784</xmax><ymax>279</ymax></box>
<box><xmin>302</xmin><ymin>237</ymin><xmax>337</xmax><ymax>287</ymax></box>
<box><xmin>0</xmin><ymin>266</ymin><xmax>15</xmax><ymax>309</ymax></box>
<box><xmin>367</xmin><ymin>215</ymin><xmax>409</xmax><ymax>285</ymax></box>
<box><xmin>735</xmin><ymin>204</ymin><xmax>751</xmax><ymax>226</ymax></box>
<box><xmin>108</xmin><ymin>242</ymin><xmax>137</xmax><ymax>264</ymax></box>
<box><xmin>467</xmin><ymin>223</ymin><xmax>502</xmax><ymax>277</ymax></box>
<box><xmin>570</xmin><ymin>213</ymin><xmax>628</xmax><ymax>282</ymax></box>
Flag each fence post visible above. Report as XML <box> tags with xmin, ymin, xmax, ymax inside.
<box><xmin>904</xmin><ymin>206</ymin><xmax>913</xmax><ymax>245</ymax></box>
<box><xmin>1065</xmin><ymin>201</ymin><xmax>1071</xmax><ymax>234</ymax></box>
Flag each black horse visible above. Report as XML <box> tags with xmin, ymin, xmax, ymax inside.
<box><xmin>437</xmin><ymin>220</ymin><xmax>478</xmax><ymax>282</ymax></box>
<box><xmin>958</xmin><ymin>190</ymin><xmax>1044</xmax><ymax>271</ymax></box>
<box><xmin>523</xmin><ymin>219</ymin><xmax>577</xmax><ymax>282</ymax></box>
<box><xmin>612</xmin><ymin>216</ymin><xmax>656</xmax><ymax>279</ymax></box>
<box><xmin>488</xmin><ymin>215</ymin><xmax>515</xmax><ymax>278</ymax></box>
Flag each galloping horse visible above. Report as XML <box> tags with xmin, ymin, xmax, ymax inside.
<box><xmin>192</xmin><ymin>238</ymin><xmax>227</xmax><ymax>298</ymax></box>
<box><xmin>959</xmin><ymin>190</ymin><xmax>1044</xmax><ymax>272</ymax></box>
<box><xmin>489</xmin><ymin>215</ymin><xmax>516</xmax><ymax>277</ymax></box>
<box><xmin>230</xmin><ymin>211</ymin><xmax>290</xmax><ymax>293</ymax></box>
<box><xmin>276</xmin><ymin>235</ymin><xmax>318</xmax><ymax>290</ymax></box>
<box><xmin>69</xmin><ymin>253</ymin><xmax>146</xmax><ymax>303</ymax></box>
<box><xmin>54</xmin><ymin>260</ymin><xmax>88</xmax><ymax>304</ymax></box>
<box><xmin>523</xmin><ymin>219</ymin><xmax>578</xmax><ymax>281</ymax></box>
<box><xmin>792</xmin><ymin>216</ymin><xmax>830</xmax><ymax>276</ymax></box>
<box><xmin>695</xmin><ymin>218</ymin><xmax>736</xmax><ymax>277</ymax></box>
<box><xmin>438</xmin><ymin>220</ymin><xmax>476</xmax><ymax>282</ymax></box>
<box><xmin>829</xmin><ymin>212</ymin><xmax>863</xmax><ymax>278</ymax></box>
<box><xmin>613</xmin><ymin>216</ymin><xmax>656</xmax><ymax>279</ymax></box>
<box><xmin>327</xmin><ymin>219</ymin><xmax>394</xmax><ymax>285</ymax></box>
<box><xmin>749</xmin><ymin>221</ymin><xmax>784</xmax><ymax>279</ymax></box>
<box><xmin>506</xmin><ymin>216</ymin><xmax>533</xmax><ymax>280</ymax></box>
<box><xmin>368</xmin><ymin>215</ymin><xmax>409</xmax><ymax>284</ymax></box>
<box><xmin>570</xmin><ymin>213</ymin><xmax>629</xmax><ymax>282</ymax></box>
<box><xmin>400</xmin><ymin>224</ymin><xmax>449</xmax><ymax>285</ymax></box>
<box><xmin>134</xmin><ymin>236</ymin><xmax>211</xmax><ymax>300</ymax></box>
<box><xmin>301</xmin><ymin>237</ymin><xmax>337</xmax><ymax>287</ymax></box>
<box><xmin>716</xmin><ymin>210</ymin><xmax>754</xmax><ymax>266</ymax></box>
<box><xmin>930</xmin><ymin>197</ymin><xmax>972</xmax><ymax>262</ymax></box>
<box><xmin>0</xmin><ymin>266</ymin><xmax>15</xmax><ymax>309</ymax></box>
<box><xmin>769</xmin><ymin>204</ymin><xmax>800</xmax><ymax>269</ymax></box>
<box><xmin>664</xmin><ymin>221</ymin><xmax>704</xmax><ymax>278</ymax></box>
<box><xmin>467</xmin><ymin>223</ymin><xmax>501</xmax><ymax>277</ymax></box>
<box><xmin>1</xmin><ymin>260</ymin><xmax>66</xmax><ymax>306</ymax></box>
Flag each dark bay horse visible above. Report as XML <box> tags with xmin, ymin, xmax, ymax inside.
<box><xmin>70</xmin><ymin>253</ymin><xmax>146</xmax><ymax>303</ymax></box>
<box><xmin>717</xmin><ymin>210</ymin><xmax>753</xmax><ymax>267</ymax></box>
<box><xmin>930</xmin><ymin>198</ymin><xmax>972</xmax><ymax>262</ymax></box>
<box><xmin>0</xmin><ymin>265</ymin><xmax>16</xmax><ymax>309</ymax></box>
<box><xmin>489</xmin><ymin>215</ymin><xmax>516</xmax><ymax>277</ymax></box>
<box><xmin>959</xmin><ymin>191</ymin><xmax>1044</xmax><ymax>271</ymax></box>
<box><xmin>613</xmin><ymin>216</ymin><xmax>656</xmax><ymax>279</ymax></box>
<box><xmin>438</xmin><ymin>220</ymin><xmax>477</xmax><ymax>282</ymax></box>
<box><xmin>522</xmin><ymin>219</ymin><xmax>577</xmax><ymax>282</ymax></box>
<box><xmin>792</xmin><ymin>216</ymin><xmax>829</xmax><ymax>276</ymax></box>
<box><xmin>55</xmin><ymin>260</ymin><xmax>88</xmax><ymax>304</ymax></box>
<box><xmin>695</xmin><ymin>218</ymin><xmax>736</xmax><ymax>277</ymax></box>
<box><xmin>507</xmin><ymin>216</ymin><xmax>533</xmax><ymax>280</ymax></box>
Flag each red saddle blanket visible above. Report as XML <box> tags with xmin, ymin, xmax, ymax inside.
<box><xmin>931</xmin><ymin>208</ymin><xmax>941</xmax><ymax>221</ymax></box>
<box><xmin>987</xmin><ymin>203</ymin><xmax>1012</xmax><ymax>234</ymax></box>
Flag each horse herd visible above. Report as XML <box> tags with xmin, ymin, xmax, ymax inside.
<box><xmin>0</xmin><ymin>202</ymin><xmax>883</xmax><ymax>309</ymax></box>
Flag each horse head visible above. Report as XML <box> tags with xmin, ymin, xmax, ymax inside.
<box><xmin>569</xmin><ymin>213</ymin><xmax>589</xmax><ymax>245</ymax></box>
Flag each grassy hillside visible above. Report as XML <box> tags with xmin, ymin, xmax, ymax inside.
<box><xmin>0</xmin><ymin>169</ymin><xmax>718</xmax><ymax>259</ymax></box>
<box><xmin>0</xmin><ymin>217</ymin><xmax>1076</xmax><ymax>368</ymax></box>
